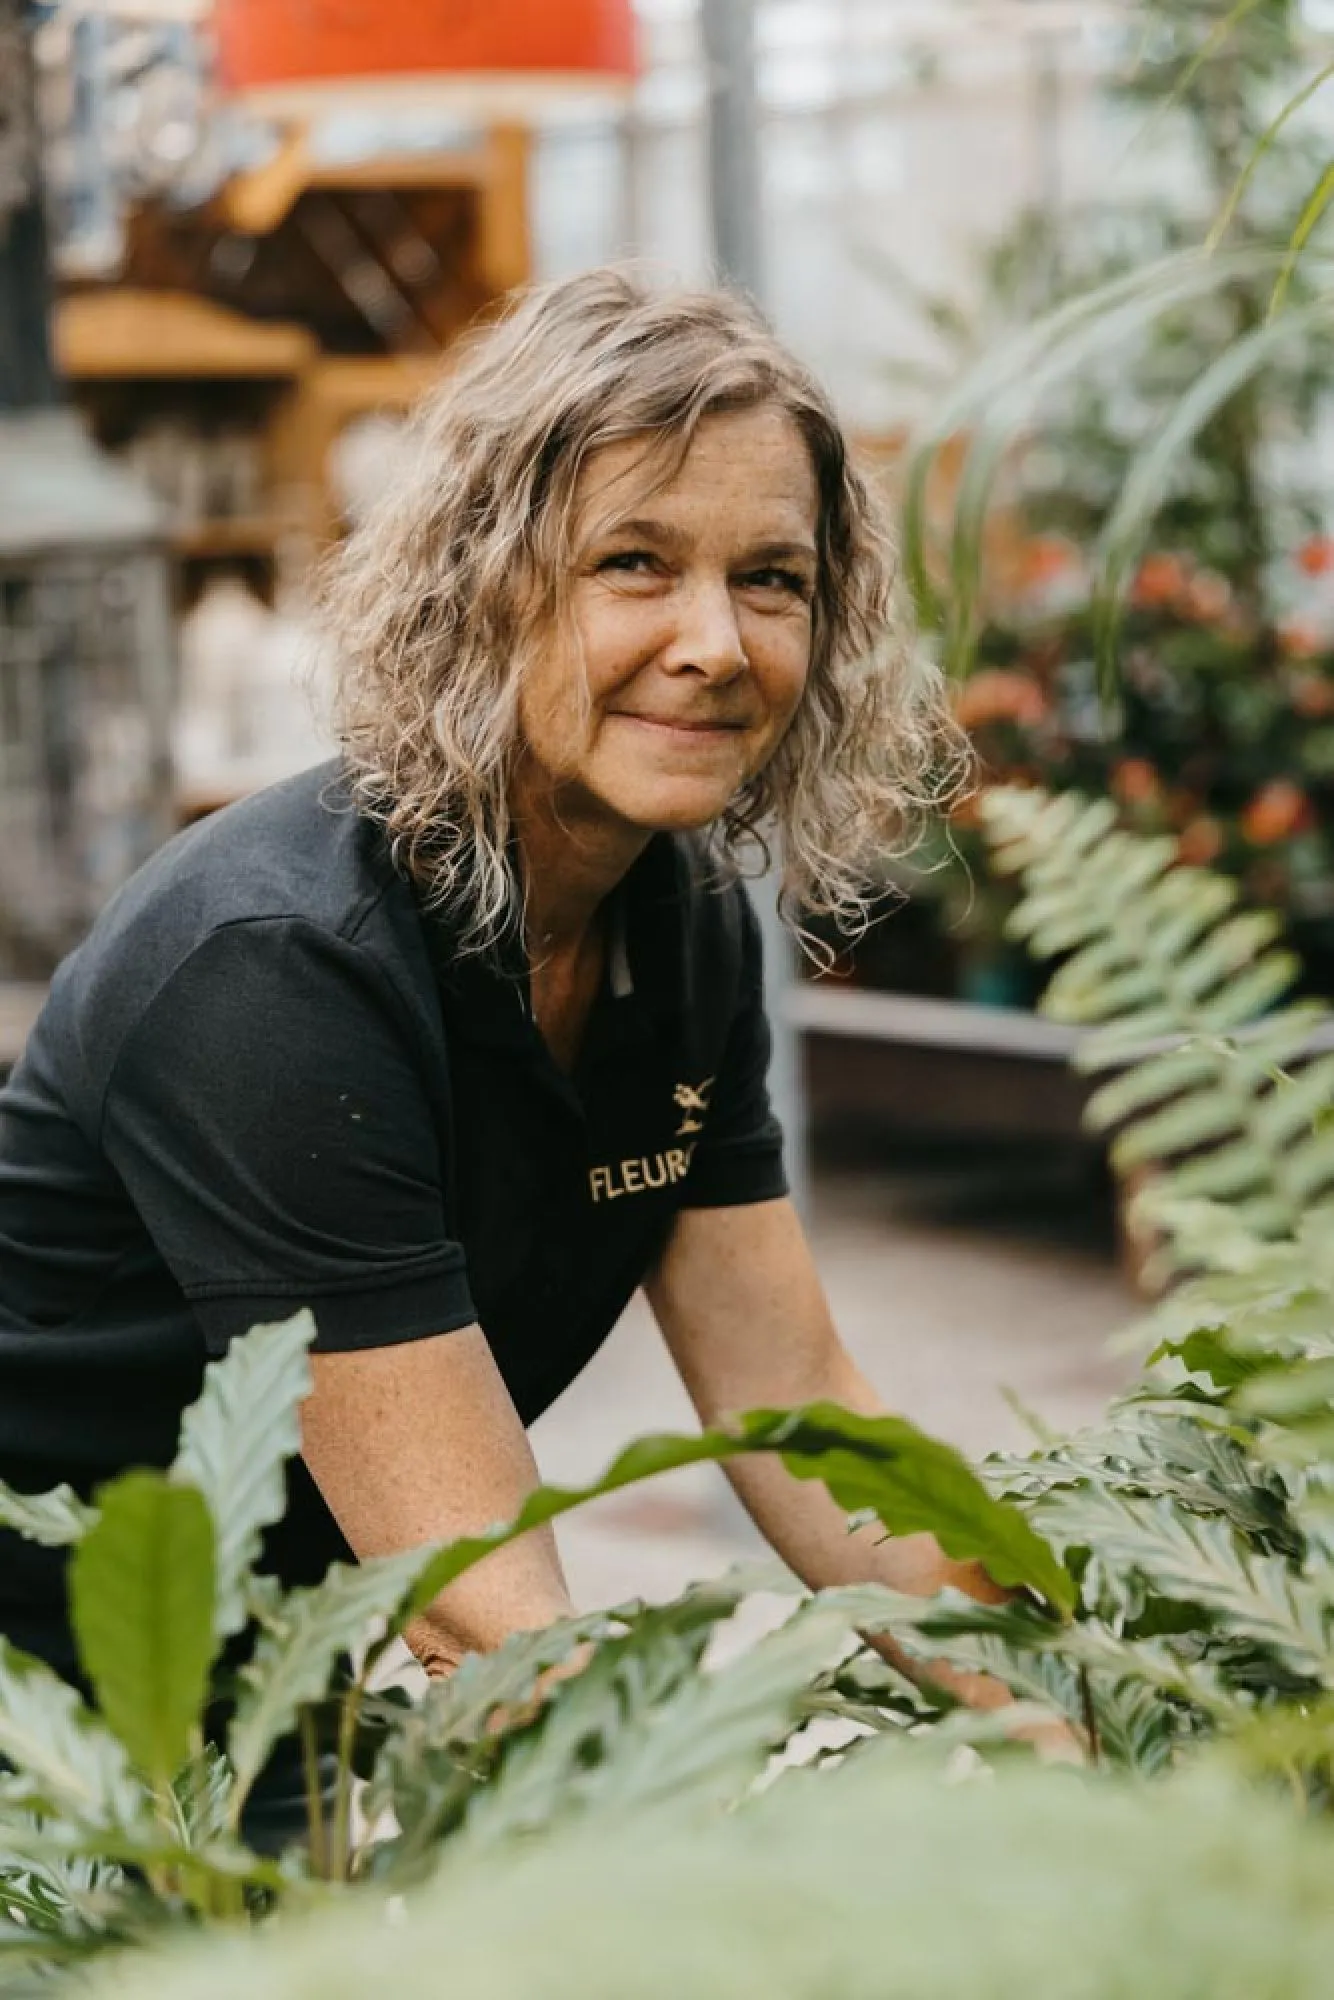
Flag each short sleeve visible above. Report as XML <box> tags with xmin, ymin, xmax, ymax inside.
<box><xmin>680</xmin><ymin>889</ymin><xmax>789</xmax><ymax>1210</ymax></box>
<box><xmin>99</xmin><ymin>918</ymin><xmax>476</xmax><ymax>1355</ymax></box>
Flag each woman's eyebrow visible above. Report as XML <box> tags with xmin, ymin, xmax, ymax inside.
<box><xmin>743</xmin><ymin>539</ymin><xmax>819</xmax><ymax>567</ymax></box>
<box><xmin>596</xmin><ymin>521</ymin><xmax>818</xmax><ymax>566</ymax></box>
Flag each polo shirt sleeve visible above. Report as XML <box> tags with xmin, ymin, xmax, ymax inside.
<box><xmin>98</xmin><ymin>917</ymin><xmax>476</xmax><ymax>1355</ymax></box>
<box><xmin>680</xmin><ymin>889</ymin><xmax>789</xmax><ymax>1210</ymax></box>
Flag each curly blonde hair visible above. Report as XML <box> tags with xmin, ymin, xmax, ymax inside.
<box><xmin>324</xmin><ymin>265</ymin><xmax>965</xmax><ymax>952</ymax></box>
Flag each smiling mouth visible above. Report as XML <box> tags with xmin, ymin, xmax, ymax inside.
<box><xmin>616</xmin><ymin>714</ymin><xmax>748</xmax><ymax>736</ymax></box>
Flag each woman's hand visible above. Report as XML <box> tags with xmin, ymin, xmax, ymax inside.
<box><xmin>649</xmin><ymin>1198</ymin><xmax>1085</xmax><ymax>1759</ymax></box>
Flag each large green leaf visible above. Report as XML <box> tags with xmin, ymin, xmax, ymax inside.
<box><xmin>69</xmin><ymin>1473</ymin><xmax>217</xmax><ymax>1790</ymax></box>
<box><xmin>171</xmin><ymin>1311</ymin><xmax>316</xmax><ymax>1640</ymax></box>
<box><xmin>452</xmin><ymin>1600</ymin><xmax>861</xmax><ymax>1855</ymax></box>
<box><xmin>0</xmin><ymin>1640</ymin><xmax>145</xmax><ymax>1833</ymax></box>
<box><xmin>400</xmin><ymin>1406</ymin><xmax>1074</xmax><ymax>1625</ymax></box>
<box><xmin>227</xmin><ymin>1547</ymin><xmax>429</xmax><ymax>1809</ymax></box>
<box><xmin>0</xmin><ymin>1481</ymin><xmax>98</xmax><ymax>1549</ymax></box>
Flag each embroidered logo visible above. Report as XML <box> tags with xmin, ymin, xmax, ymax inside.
<box><xmin>672</xmin><ymin>1076</ymin><xmax>714</xmax><ymax>1137</ymax></box>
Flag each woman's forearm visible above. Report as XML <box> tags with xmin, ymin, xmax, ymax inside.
<box><xmin>302</xmin><ymin>1328</ymin><xmax>576</xmax><ymax>1675</ymax></box>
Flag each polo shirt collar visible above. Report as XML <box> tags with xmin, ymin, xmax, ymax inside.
<box><xmin>425</xmin><ymin>833</ymin><xmax>688</xmax><ymax>1049</ymax></box>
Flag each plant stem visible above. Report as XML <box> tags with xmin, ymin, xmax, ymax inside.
<box><xmin>1078</xmin><ymin>1666</ymin><xmax>1102</xmax><ymax>1767</ymax></box>
<box><xmin>299</xmin><ymin>1705</ymin><xmax>328</xmax><ymax>1881</ymax></box>
<box><xmin>329</xmin><ymin>1674</ymin><xmax>365</xmax><ymax>1884</ymax></box>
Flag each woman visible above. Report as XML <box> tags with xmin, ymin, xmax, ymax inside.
<box><xmin>0</xmin><ymin>267</ymin><xmax>1005</xmax><ymax>1721</ymax></box>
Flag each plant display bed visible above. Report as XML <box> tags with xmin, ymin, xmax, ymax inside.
<box><xmin>792</xmin><ymin>983</ymin><xmax>1092</xmax><ymax>1144</ymax></box>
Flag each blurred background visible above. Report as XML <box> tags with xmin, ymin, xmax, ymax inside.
<box><xmin>4</xmin><ymin>0</ymin><xmax>1332</xmax><ymax>1604</ymax></box>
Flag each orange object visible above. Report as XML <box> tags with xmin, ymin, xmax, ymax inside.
<box><xmin>1177</xmin><ymin>816</ymin><xmax>1224</xmax><ymax>868</ymax></box>
<box><xmin>1241</xmin><ymin>779</ymin><xmax>1313</xmax><ymax>847</ymax></box>
<box><xmin>1296</xmin><ymin>534</ymin><xmax>1334</xmax><ymax>576</ymax></box>
<box><xmin>1130</xmin><ymin>552</ymin><xmax>1187</xmax><ymax>611</ymax></box>
<box><xmin>1110</xmin><ymin>757</ymin><xmax>1163</xmax><ymax>809</ymax></box>
<box><xmin>215</xmin><ymin>0</ymin><xmax>637</xmax><ymax>106</ymax></box>
<box><xmin>954</xmin><ymin>669</ymin><xmax>1047</xmax><ymax>731</ymax></box>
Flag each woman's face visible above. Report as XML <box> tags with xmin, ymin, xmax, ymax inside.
<box><xmin>516</xmin><ymin>404</ymin><xmax>820</xmax><ymax>838</ymax></box>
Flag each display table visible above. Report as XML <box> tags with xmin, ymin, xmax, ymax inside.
<box><xmin>789</xmin><ymin>983</ymin><xmax>1094</xmax><ymax>1144</ymax></box>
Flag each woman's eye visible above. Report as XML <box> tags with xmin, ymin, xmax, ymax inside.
<box><xmin>743</xmin><ymin>568</ymin><xmax>812</xmax><ymax>600</ymax></box>
<box><xmin>599</xmin><ymin>550</ymin><xmax>658</xmax><ymax>576</ymax></box>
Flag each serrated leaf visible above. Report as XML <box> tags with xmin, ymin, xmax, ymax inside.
<box><xmin>0</xmin><ymin>1640</ymin><xmax>145</xmax><ymax>1832</ymax></box>
<box><xmin>70</xmin><ymin>1473</ymin><xmax>216</xmax><ymax>1790</ymax></box>
<box><xmin>456</xmin><ymin>1602</ymin><xmax>855</xmax><ymax>1850</ymax></box>
<box><xmin>172</xmin><ymin>1311</ymin><xmax>316</xmax><ymax>1641</ymax></box>
<box><xmin>1035</xmin><ymin>1488</ymin><xmax>1334</xmax><ymax>1679</ymax></box>
<box><xmin>228</xmin><ymin>1548</ymin><xmax>429</xmax><ymax>1807</ymax></box>
<box><xmin>0</xmin><ymin>1480</ymin><xmax>98</xmax><ymax>1549</ymax></box>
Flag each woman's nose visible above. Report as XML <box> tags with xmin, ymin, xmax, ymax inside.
<box><xmin>660</xmin><ymin>580</ymin><xmax>748</xmax><ymax>681</ymax></box>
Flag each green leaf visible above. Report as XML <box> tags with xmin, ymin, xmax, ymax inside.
<box><xmin>1271</xmin><ymin>157</ymin><xmax>1334</xmax><ymax>318</ymax></box>
<box><xmin>0</xmin><ymin>1639</ymin><xmax>145</xmax><ymax>1832</ymax></box>
<box><xmin>454</xmin><ymin>1600</ymin><xmax>857</xmax><ymax>1852</ymax></box>
<box><xmin>0</xmin><ymin>1481</ymin><xmax>97</xmax><ymax>1549</ymax></box>
<box><xmin>1194</xmin><ymin>953</ymin><xmax>1301</xmax><ymax>1032</ymax></box>
<box><xmin>70</xmin><ymin>1473</ymin><xmax>216</xmax><ymax>1791</ymax></box>
<box><xmin>172</xmin><ymin>1310</ymin><xmax>316</xmax><ymax>1641</ymax></box>
<box><xmin>1206</xmin><ymin>56</ymin><xmax>1334</xmax><ymax>252</ymax></box>
<box><xmin>1111</xmin><ymin>1093</ymin><xmax>1246</xmax><ymax>1173</ymax></box>
<box><xmin>401</xmin><ymin>1406</ymin><xmax>1075</xmax><ymax>1624</ymax></box>
<box><xmin>746</xmin><ymin>1406</ymin><xmax>1075</xmax><ymax>1612</ymax></box>
<box><xmin>227</xmin><ymin>1547</ymin><xmax>429</xmax><ymax>1809</ymax></box>
<box><xmin>1084</xmin><ymin>1046</ymin><xmax>1224</xmax><ymax>1133</ymax></box>
<box><xmin>1035</xmin><ymin>1488</ymin><xmax>1334</xmax><ymax>1680</ymax></box>
<box><xmin>1092</xmin><ymin>299</ymin><xmax>1334</xmax><ymax>676</ymax></box>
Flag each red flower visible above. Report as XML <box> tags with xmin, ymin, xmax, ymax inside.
<box><xmin>1240</xmin><ymin>780</ymin><xmax>1314</xmax><ymax>847</ymax></box>
<box><xmin>1296</xmin><ymin>535</ymin><xmax>1334</xmax><ymax>576</ymax></box>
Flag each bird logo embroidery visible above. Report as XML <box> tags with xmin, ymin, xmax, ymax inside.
<box><xmin>673</xmin><ymin>1077</ymin><xmax>714</xmax><ymax>1137</ymax></box>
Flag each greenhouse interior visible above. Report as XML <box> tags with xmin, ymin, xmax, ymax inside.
<box><xmin>3</xmin><ymin>1</ymin><xmax>1334</xmax><ymax>1994</ymax></box>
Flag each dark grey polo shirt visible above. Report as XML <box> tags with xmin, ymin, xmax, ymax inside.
<box><xmin>0</xmin><ymin>761</ymin><xmax>786</xmax><ymax>1673</ymax></box>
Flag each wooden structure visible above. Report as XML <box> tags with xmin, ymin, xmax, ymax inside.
<box><xmin>52</xmin><ymin>128</ymin><xmax>531</xmax><ymax>603</ymax></box>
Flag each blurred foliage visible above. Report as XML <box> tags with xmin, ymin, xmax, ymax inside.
<box><xmin>885</xmin><ymin>0</ymin><xmax>1334</xmax><ymax>994</ymax></box>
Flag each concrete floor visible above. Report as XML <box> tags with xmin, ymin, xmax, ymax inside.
<box><xmin>528</xmin><ymin>1143</ymin><xmax>1136</xmax><ymax>1612</ymax></box>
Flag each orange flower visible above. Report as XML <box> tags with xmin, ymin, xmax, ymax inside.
<box><xmin>1015</xmin><ymin>536</ymin><xmax>1080</xmax><ymax>588</ymax></box>
<box><xmin>1240</xmin><ymin>779</ymin><xmax>1314</xmax><ymax>846</ymax></box>
<box><xmin>1131</xmin><ymin>553</ymin><xmax>1187</xmax><ymax>610</ymax></box>
<box><xmin>1279</xmin><ymin>619</ymin><xmax>1325</xmax><ymax>660</ymax></box>
<box><xmin>1291</xmin><ymin>671</ymin><xmax>1334</xmax><ymax>719</ymax></box>
<box><xmin>1110</xmin><ymin>757</ymin><xmax>1163</xmax><ymax>808</ymax></box>
<box><xmin>1296</xmin><ymin>535</ymin><xmax>1334</xmax><ymax>576</ymax></box>
<box><xmin>954</xmin><ymin>669</ymin><xmax>1047</xmax><ymax>731</ymax></box>
<box><xmin>1183</xmin><ymin>570</ymin><xmax>1231</xmax><ymax>622</ymax></box>
<box><xmin>1177</xmin><ymin>816</ymin><xmax>1225</xmax><ymax>867</ymax></box>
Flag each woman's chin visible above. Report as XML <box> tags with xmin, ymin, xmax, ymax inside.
<box><xmin>605</xmin><ymin>776</ymin><xmax>739</xmax><ymax>835</ymax></box>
